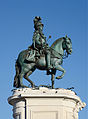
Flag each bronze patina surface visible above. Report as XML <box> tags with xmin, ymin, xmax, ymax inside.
<box><xmin>14</xmin><ymin>16</ymin><xmax>72</xmax><ymax>88</ymax></box>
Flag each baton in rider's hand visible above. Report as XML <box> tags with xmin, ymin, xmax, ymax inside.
<box><xmin>46</xmin><ymin>35</ymin><xmax>51</xmax><ymax>43</ymax></box>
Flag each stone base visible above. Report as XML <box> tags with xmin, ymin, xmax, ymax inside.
<box><xmin>8</xmin><ymin>88</ymin><xmax>86</xmax><ymax>119</ymax></box>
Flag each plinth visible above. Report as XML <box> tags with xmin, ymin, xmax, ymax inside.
<box><xmin>8</xmin><ymin>88</ymin><xmax>86</xmax><ymax>119</ymax></box>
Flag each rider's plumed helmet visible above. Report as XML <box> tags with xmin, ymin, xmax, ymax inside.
<box><xmin>34</xmin><ymin>16</ymin><xmax>44</xmax><ymax>30</ymax></box>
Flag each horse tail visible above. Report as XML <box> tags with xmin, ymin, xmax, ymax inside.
<box><xmin>13</xmin><ymin>59</ymin><xmax>20</xmax><ymax>88</ymax></box>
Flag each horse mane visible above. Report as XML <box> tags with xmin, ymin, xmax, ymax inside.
<box><xmin>51</xmin><ymin>37</ymin><xmax>64</xmax><ymax>48</ymax></box>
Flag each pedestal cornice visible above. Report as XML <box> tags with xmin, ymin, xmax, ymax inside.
<box><xmin>8</xmin><ymin>88</ymin><xmax>86</xmax><ymax>119</ymax></box>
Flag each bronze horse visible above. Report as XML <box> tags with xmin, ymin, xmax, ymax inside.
<box><xmin>14</xmin><ymin>36</ymin><xmax>72</xmax><ymax>88</ymax></box>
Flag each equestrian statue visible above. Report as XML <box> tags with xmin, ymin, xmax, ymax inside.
<box><xmin>13</xmin><ymin>16</ymin><xmax>72</xmax><ymax>89</ymax></box>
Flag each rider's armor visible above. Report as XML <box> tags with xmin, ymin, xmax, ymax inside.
<box><xmin>33</xmin><ymin>30</ymin><xmax>46</xmax><ymax>49</ymax></box>
<box><xmin>32</xmin><ymin>30</ymin><xmax>51</xmax><ymax>69</ymax></box>
<box><xmin>32</xmin><ymin>16</ymin><xmax>51</xmax><ymax>69</ymax></box>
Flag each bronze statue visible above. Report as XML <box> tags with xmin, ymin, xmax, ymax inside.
<box><xmin>13</xmin><ymin>16</ymin><xmax>72</xmax><ymax>89</ymax></box>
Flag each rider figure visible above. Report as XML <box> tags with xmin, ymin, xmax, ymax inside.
<box><xmin>32</xmin><ymin>16</ymin><xmax>51</xmax><ymax>70</ymax></box>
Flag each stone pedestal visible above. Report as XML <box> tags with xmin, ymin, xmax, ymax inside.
<box><xmin>8</xmin><ymin>88</ymin><xmax>86</xmax><ymax>119</ymax></box>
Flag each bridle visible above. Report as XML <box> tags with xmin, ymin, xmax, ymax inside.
<box><xmin>63</xmin><ymin>38</ymin><xmax>71</xmax><ymax>59</ymax></box>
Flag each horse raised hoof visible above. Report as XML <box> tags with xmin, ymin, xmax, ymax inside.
<box><xmin>56</xmin><ymin>76</ymin><xmax>62</xmax><ymax>80</ymax></box>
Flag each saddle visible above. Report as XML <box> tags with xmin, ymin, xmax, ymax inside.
<box><xmin>26</xmin><ymin>45</ymin><xmax>62</xmax><ymax>63</ymax></box>
<box><xmin>26</xmin><ymin>45</ymin><xmax>45</xmax><ymax>62</ymax></box>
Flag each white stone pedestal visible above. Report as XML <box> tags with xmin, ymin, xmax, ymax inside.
<box><xmin>8</xmin><ymin>88</ymin><xmax>86</xmax><ymax>119</ymax></box>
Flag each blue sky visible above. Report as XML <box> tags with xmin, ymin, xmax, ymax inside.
<box><xmin>0</xmin><ymin>0</ymin><xmax>87</xmax><ymax>118</ymax></box>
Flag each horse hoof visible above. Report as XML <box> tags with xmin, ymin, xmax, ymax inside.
<box><xmin>20</xmin><ymin>85</ymin><xmax>28</xmax><ymax>88</ymax></box>
<box><xmin>56</xmin><ymin>76</ymin><xmax>62</xmax><ymax>79</ymax></box>
<box><xmin>32</xmin><ymin>84</ymin><xmax>35</xmax><ymax>89</ymax></box>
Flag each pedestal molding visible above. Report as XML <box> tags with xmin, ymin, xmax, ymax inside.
<box><xmin>8</xmin><ymin>88</ymin><xmax>86</xmax><ymax>119</ymax></box>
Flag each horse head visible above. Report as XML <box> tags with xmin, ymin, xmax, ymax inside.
<box><xmin>63</xmin><ymin>35</ymin><xmax>72</xmax><ymax>56</ymax></box>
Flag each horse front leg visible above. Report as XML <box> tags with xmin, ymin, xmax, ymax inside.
<box><xmin>51</xmin><ymin>74</ymin><xmax>55</xmax><ymax>89</ymax></box>
<box><xmin>55</xmin><ymin>65</ymin><xmax>66</xmax><ymax>79</ymax></box>
<box><xmin>51</xmin><ymin>69</ymin><xmax>56</xmax><ymax>89</ymax></box>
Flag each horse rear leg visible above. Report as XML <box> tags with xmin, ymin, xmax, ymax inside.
<box><xmin>24</xmin><ymin>68</ymin><xmax>36</xmax><ymax>88</ymax></box>
<box><xmin>18</xmin><ymin>73</ymin><xmax>28</xmax><ymax>88</ymax></box>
